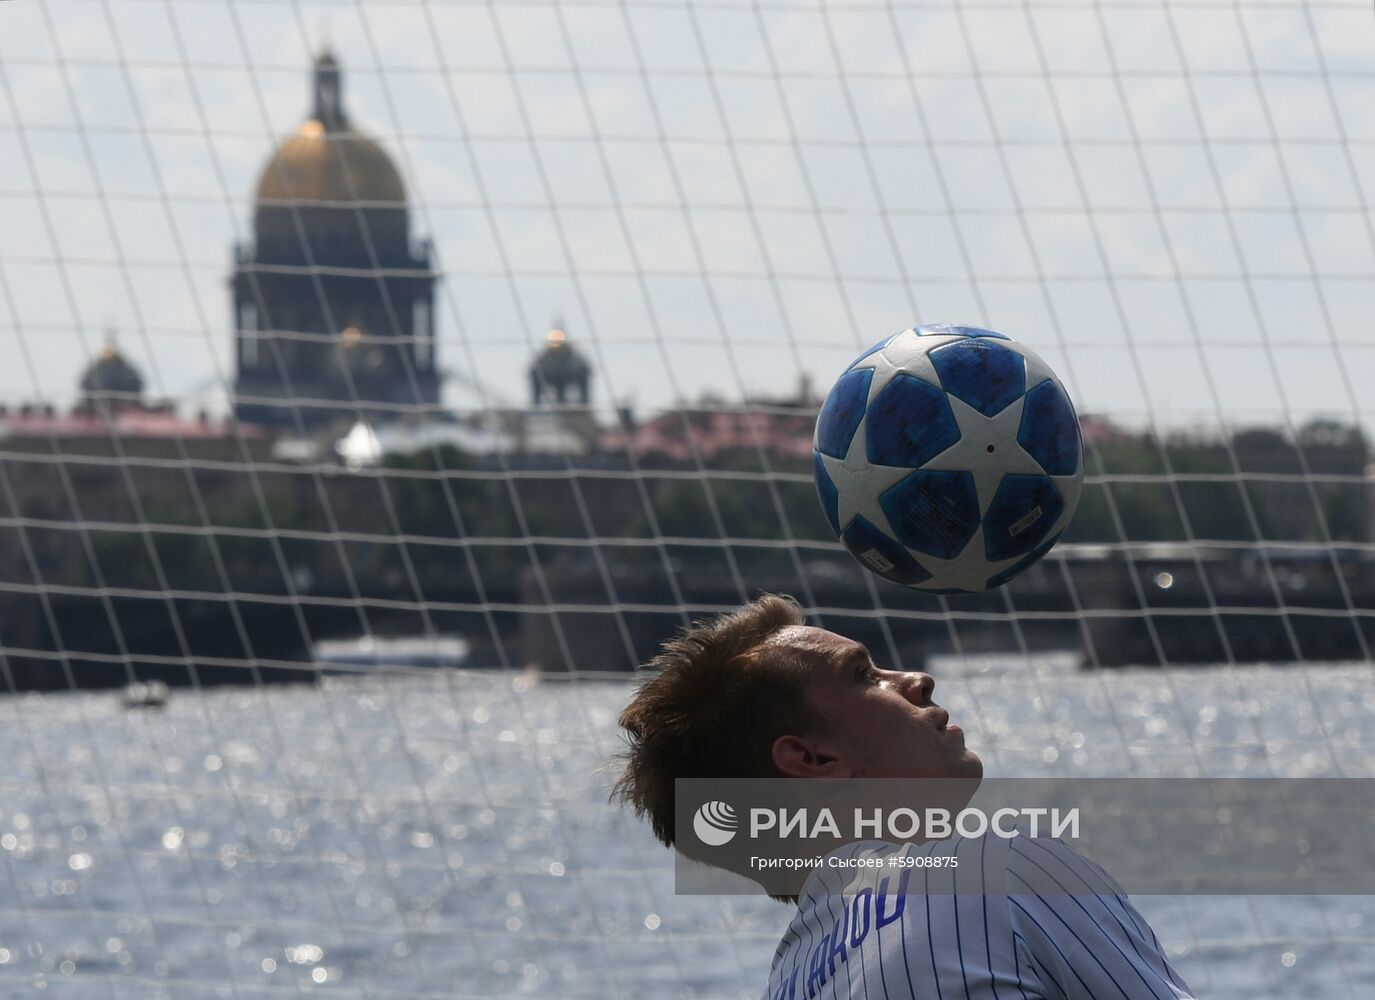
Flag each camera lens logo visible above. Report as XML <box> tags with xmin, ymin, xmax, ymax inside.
<box><xmin>693</xmin><ymin>800</ymin><xmax>738</xmax><ymax>847</ymax></box>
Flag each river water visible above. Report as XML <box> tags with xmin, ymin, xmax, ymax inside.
<box><xmin>0</xmin><ymin>655</ymin><xmax>1371</xmax><ymax>998</ymax></box>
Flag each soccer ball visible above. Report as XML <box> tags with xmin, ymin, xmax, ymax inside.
<box><xmin>812</xmin><ymin>324</ymin><xmax>1083</xmax><ymax>593</ymax></box>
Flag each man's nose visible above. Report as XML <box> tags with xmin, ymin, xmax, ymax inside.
<box><xmin>899</xmin><ymin>671</ymin><xmax>935</xmax><ymax>705</ymax></box>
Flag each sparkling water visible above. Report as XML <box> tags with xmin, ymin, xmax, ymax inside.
<box><xmin>1</xmin><ymin>658</ymin><xmax>1372</xmax><ymax>998</ymax></box>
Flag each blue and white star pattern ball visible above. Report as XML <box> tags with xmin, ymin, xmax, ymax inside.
<box><xmin>813</xmin><ymin>324</ymin><xmax>1083</xmax><ymax>593</ymax></box>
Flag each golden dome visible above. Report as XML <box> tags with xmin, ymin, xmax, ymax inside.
<box><xmin>255</xmin><ymin>120</ymin><xmax>405</xmax><ymax>206</ymax></box>
<box><xmin>253</xmin><ymin>52</ymin><xmax>405</xmax><ymax>207</ymax></box>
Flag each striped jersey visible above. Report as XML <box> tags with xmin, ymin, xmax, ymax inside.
<box><xmin>761</xmin><ymin>836</ymin><xmax>1195</xmax><ymax>1000</ymax></box>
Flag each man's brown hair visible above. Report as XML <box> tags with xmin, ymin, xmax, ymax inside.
<box><xmin>613</xmin><ymin>593</ymin><xmax>819</xmax><ymax>850</ymax></box>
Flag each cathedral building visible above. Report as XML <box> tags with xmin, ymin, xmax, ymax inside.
<box><xmin>231</xmin><ymin>52</ymin><xmax>439</xmax><ymax>428</ymax></box>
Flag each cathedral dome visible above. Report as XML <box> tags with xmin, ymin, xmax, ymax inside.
<box><xmin>255</xmin><ymin>120</ymin><xmax>406</xmax><ymax>207</ymax></box>
<box><xmin>253</xmin><ymin>51</ymin><xmax>406</xmax><ymax>208</ymax></box>
<box><xmin>533</xmin><ymin>328</ymin><xmax>591</xmax><ymax>382</ymax></box>
<box><xmin>530</xmin><ymin>327</ymin><xmax>592</xmax><ymax>405</ymax></box>
<box><xmin>79</xmin><ymin>342</ymin><xmax>144</xmax><ymax>399</ymax></box>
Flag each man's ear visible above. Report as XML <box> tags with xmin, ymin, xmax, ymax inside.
<box><xmin>771</xmin><ymin>734</ymin><xmax>852</xmax><ymax>778</ymax></box>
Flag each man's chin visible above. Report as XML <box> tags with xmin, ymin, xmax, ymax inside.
<box><xmin>938</xmin><ymin>748</ymin><xmax>984</xmax><ymax>781</ymax></box>
<box><xmin>958</xmin><ymin>750</ymin><xmax>984</xmax><ymax>779</ymax></box>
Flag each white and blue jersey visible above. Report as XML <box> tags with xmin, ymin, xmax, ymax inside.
<box><xmin>761</xmin><ymin>836</ymin><xmax>1194</xmax><ymax>1000</ymax></box>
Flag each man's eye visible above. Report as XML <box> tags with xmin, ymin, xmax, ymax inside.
<box><xmin>857</xmin><ymin>665</ymin><xmax>878</xmax><ymax>683</ymax></box>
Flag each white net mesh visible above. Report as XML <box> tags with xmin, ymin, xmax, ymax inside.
<box><xmin>0</xmin><ymin>0</ymin><xmax>1372</xmax><ymax>996</ymax></box>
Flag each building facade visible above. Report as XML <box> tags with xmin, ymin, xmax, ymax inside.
<box><xmin>231</xmin><ymin>52</ymin><xmax>439</xmax><ymax>428</ymax></box>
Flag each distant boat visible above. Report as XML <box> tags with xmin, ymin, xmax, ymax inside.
<box><xmin>311</xmin><ymin>635</ymin><xmax>471</xmax><ymax>673</ymax></box>
<box><xmin>122</xmin><ymin>680</ymin><xmax>170</xmax><ymax>708</ymax></box>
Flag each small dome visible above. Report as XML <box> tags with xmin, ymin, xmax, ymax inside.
<box><xmin>530</xmin><ymin>327</ymin><xmax>592</xmax><ymax>406</ymax></box>
<box><xmin>80</xmin><ymin>343</ymin><xmax>144</xmax><ymax>398</ymax></box>
<box><xmin>254</xmin><ymin>51</ymin><xmax>405</xmax><ymax>207</ymax></box>
<box><xmin>533</xmin><ymin>328</ymin><xmax>591</xmax><ymax>381</ymax></box>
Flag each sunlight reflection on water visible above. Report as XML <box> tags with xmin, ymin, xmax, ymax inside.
<box><xmin>0</xmin><ymin>662</ymin><xmax>1370</xmax><ymax>998</ymax></box>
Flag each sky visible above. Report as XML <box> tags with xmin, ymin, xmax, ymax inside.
<box><xmin>0</xmin><ymin>0</ymin><xmax>1372</xmax><ymax>436</ymax></box>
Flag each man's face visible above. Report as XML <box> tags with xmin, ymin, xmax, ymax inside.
<box><xmin>770</xmin><ymin>626</ymin><xmax>983</xmax><ymax>780</ymax></box>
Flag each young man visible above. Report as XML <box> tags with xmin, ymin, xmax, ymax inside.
<box><xmin>615</xmin><ymin>594</ymin><xmax>1196</xmax><ymax>1000</ymax></box>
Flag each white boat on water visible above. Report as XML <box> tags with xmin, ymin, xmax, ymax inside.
<box><xmin>312</xmin><ymin>635</ymin><xmax>471</xmax><ymax>672</ymax></box>
<box><xmin>122</xmin><ymin>680</ymin><xmax>170</xmax><ymax>708</ymax></box>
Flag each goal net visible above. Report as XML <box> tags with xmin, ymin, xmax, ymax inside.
<box><xmin>0</xmin><ymin>0</ymin><xmax>1371</xmax><ymax>996</ymax></box>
